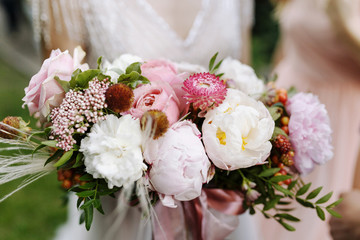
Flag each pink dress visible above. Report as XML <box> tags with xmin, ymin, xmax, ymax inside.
<box><xmin>257</xmin><ymin>0</ymin><xmax>360</xmax><ymax>239</ymax></box>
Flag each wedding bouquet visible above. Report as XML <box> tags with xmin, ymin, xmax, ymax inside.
<box><xmin>0</xmin><ymin>47</ymin><xmax>341</xmax><ymax>238</ymax></box>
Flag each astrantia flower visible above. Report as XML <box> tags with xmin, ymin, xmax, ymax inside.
<box><xmin>182</xmin><ymin>72</ymin><xmax>227</xmax><ymax>111</ymax></box>
<box><xmin>202</xmin><ymin>89</ymin><xmax>274</xmax><ymax>170</ymax></box>
<box><xmin>287</xmin><ymin>92</ymin><xmax>333</xmax><ymax>175</ymax></box>
<box><xmin>80</xmin><ymin>115</ymin><xmax>146</xmax><ymax>188</ymax></box>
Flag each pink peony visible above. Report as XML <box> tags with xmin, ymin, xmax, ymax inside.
<box><xmin>141</xmin><ymin>59</ymin><xmax>189</xmax><ymax>115</ymax></box>
<box><xmin>22</xmin><ymin>47</ymin><xmax>88</xmax><ymax>123</ymax></box>
<box><xmin>287</xmin><ymin>92</ymin><xmax>333</xmax><ymax>174</ymax></box>
<box><xmin>143</xmin><ymin>121</ymin><xmax>210</xmax><ymax>208</ymax></box>
<box><xmin>127</xmin><ymin>81</ymin><xmax>180</xmax><ymax>125</ymax></box>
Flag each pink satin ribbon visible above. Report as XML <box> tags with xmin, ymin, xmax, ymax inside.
<box><xmin>153</xmin><ymin>189</ymin><xmax>245</xmax><ymax>240</ymax></box>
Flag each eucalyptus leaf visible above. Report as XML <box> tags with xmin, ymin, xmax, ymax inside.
<box><xmin>258</xmin><ymin>168</ymin><xmax>280</xmax><ymax>177</ymax></box>
<box><xmin>76</xmin><ymin>190</ymin><xmax>95</xmax><ymax>198</ymax></box>
<box><xmin>326</xmin><ymin>208</ymin><xmax>342</xmax><ymax>218</ymax></box>
<box><xmin>84</xmin><ymin>205</ymin><xmax>94</xmax><ymax>231</ymax></box>
<box><xmin>274</xmin><ymin>183</ymin><xmax>294</xmax><ymax>196</ymax></box>
<box><xmin>44</xmin><ymin>149</ymin><xmax>64</xmax><ymax>166</ymax></box>
<box><xmin>315</xmin><ymin>192</ymin><xmax>333</xmax><ymax>204</ymax></box>
<box><xmin>53</xmin><ymin>149</ymin><xmax>74</xmax><ymax>167</ymax></box>
<box><xmin>296</xmin><ymin>197</ymin><xmax>315</xmax><ymax>208</ymax></box>
<box><xmin>279</xmin><ymin>221</ymin><xmax>296</xmax><ymax>231</ymax></box>
<box><xmin>274</xmin><ymin>213</ymin><xmax>300</xmax><ymax>222</ymax></box>
<box><xmin>41</xmin><ymin>140</ymin><xmax>58</xmax><ymax>148</ymax></box>
<box><xmin>296</xmin><ymin>183</ymin><xmax>312</xmax><ymax>196</ymax></box>
<box><xmin>316</xmin><ymin>206</ymin><xmax>325</xmax><ymax>221</ymax></box>
<box><xmin>326</xmin><ymin>198</ymin><xmax>343</xmax><ymax>209</ymax></box>
<box><xmin>306</xmin><ymin>187</ymin><xmax>323</xmax><ymax>200</ymax></box>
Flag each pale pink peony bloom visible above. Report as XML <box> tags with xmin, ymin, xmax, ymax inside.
<box><xmin>127</xmin><ymin>81</ymin><xmax>180</xmax><ymax>125</ymax></box>
<box><xmin>287</xmin><ymin>92</ymin><xmax>333</xmax><ymax>174</ymax></box>
<box><xmin>143</xmin><ymin>121</ymin><xmax>210</xmax><ymax>208</ymax></box>
<box><xmin>141</xmin><ymin>59</ymin><xmax>189</xmax><ymax>116</ymax></box>
<box><xmin>22</xmin><ymin>47</ymin><xmax>88</xmax><ymax>123</ymax></box>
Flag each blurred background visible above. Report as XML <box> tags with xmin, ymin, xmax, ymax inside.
<box><xmin>0</xmin><ymin>1</ymin><xmax>279</xmax><ymax>239</ymax></box>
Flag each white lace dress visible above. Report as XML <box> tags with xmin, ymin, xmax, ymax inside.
<box><xmin>32</xmin><ymin>0</ymin><xmax>258</xmax><ymax>239</ymax></box>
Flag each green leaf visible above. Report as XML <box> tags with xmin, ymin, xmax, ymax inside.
<box><xmin>267</xmin><ymin>106</ymin><xmax>283</xmax><ymax>121</ymax></box>
<box><xmin>278</xmin><ymin>201</ymin><xmax>292</xmax><ymax>205</ymax></box>
<box><xmin>74</xmin><ymin>69</ymin><xmax>101</xmax><ymax>89</ymax></box>
<box><xmin>80</xmin><ymin>174</ymin><xmax>93</xmax><ymax>181</ymax></box>
<box><xmin>212</xmin><ymin>59</ymin><xmax>223</xmax><ymax>73</ymax></box>
<box><xmin>208</xmin><ymin>52</ymin><xmax>219</xmax><ymax>71</ymax></box>
<box><xmin>125</xmin><ymin>62</ymin><xmax>142</xmax><ymax>74</ymax></box>
<box><xmin>270</xmin><ymin>175</ymin><xmax>292</xmax><ymax>183</ymax></box>
<box><xmin>44</xmin><ymin>149</ymin><xmax>64</xmax><ymax>166</ymax></box>
<box><xmin>53</xmin><ymin>149</ymin><xmax>74</xmax><ymax>167</ymax></box>
<box><xmin>287</xmin><ymin>86</ymin><xmax>297</xmax><ymax>98</ymax></box>
<box><xmin>55</xmin><ymin>76</ymin><xmax>70</xmax><ymax>92</ymax></box>
<box><xmin>316</xmin><ymin>206</ymin><xmax>325</xmax><ymax>221</ymax></box>
<box><xmin>84</xmin><ymin>205</ymin><xmax>94</xmax><ymax>230</ymax></box>
<box><xmin>97</xmin><ymin>56</ymin><xmax>103</xmax><ymax>69</ymax></box>
<box><xmin>264</xmin><ymin>197</ymin><xmax>280</xmax><ymax>211</ymax></box>
<box><xmin>274</xmin><ymin>183</ymin><xmax>294</xmax><ymax>196</ymax></box>
<box><xmin>287</xmin><ymin>179</ymin><xmax>297</xmax><ymax>190</ymax></box>
<box><xmin>316</xmin><ymin>192</ymin><xmax>333</xmax><ymax>204</ymax></box>
<box><xmin>32</xmin><ymin>144</ymin><xmax>46</xmax><ymax>155</ymax></box>
<box><xmin>326</xmin><ymin>198</ymin><xmax>343</xmax><ymax>209</ymax></box>
<box><xmin>279</xmin><ymin>221</ymin><xmax>296</xmax><ymax>231</ymax></box>
<box><xmin>70</xmin><ymin>68</ymin><xmax>82</xmax><ymax>88</ymax></box>
<box><xmin>95</xmin><ymin>203</ymin><xmax>105</xmax><ymax>215</ymax></box>
<box><xmin>76</xmin><ymin>190</ymin><xmax>95</xmax><ymax>198</ymax></box>
<box><xmin>272</xmin><ymin>127</ymin><xmax>288</xmax><ymax>139</ymax></box>
<box><xmin>216</xmin><ymin>73</ymin><xmax>224</xmax><ymax>78</ymax></box>
<box><xmin>80</xmin><ymin>199</ymin><xmax>96</xmax><ymax>209</ymax></box>
<box><xmin>258</xmin><ymin>168</ymin><xmax>280</xmax><ymax>177</ymax></box>
<box><xmin>306</xmin><ymin>187</ymin><xmax>323</xmax><ymax>200</ymax></box>
<box><xmin>326</xmin><ymin>208</ymin><xmax>342</xmax><ymax>218</ymax></box>
<box><xmin>41</xmin><ymin>140</ymin><xmax>58</xmax><ymax>148</ymax></box>
<box><xmin>79</xmin><ymin>182</ymin><xmax>97</xmax><ymax>189</ymax></box>
<box><xmin>79</xmin><ymin>211</ymin><xmax>85</xmax><ymax>224</ymax></box>
<box><xmin>296</xmin><ymin>197</ymin><xmax>315</xmax><ymax>208</ymax></box>
<box><xmin>276</xmin><ymin>208</ymin><xmax>295</xmax><ymax>212</ymax></box>
<box><xmin>77</xmin><ymin>197</ymin><xmax>84</xmax><ymax>208</ymax></box>
<box><xmin>274</xmin><ymin>213</ymin><xmax>300</xmax><ymax>222</ymax></box>
<box><xmin>296</xmin><ymin>183</ymin><xmax>312</xmax><ymax>196</ymax></box>
<box><xmin>72</xmin><ymin>152</ymin><xmax>84</xmax><ymax>168</ymax></box>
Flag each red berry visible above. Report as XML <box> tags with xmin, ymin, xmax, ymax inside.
<box><xmin>274</xmin><ymin>135</ymin><xmax>291</xmax><ymax>153</ymax></box>
<box><xmin>279</xmin><ymin>169</ymin><xmax>287</xmax><ymax>175</ymax></box>
<box><xmin>284</xmin><ymin>178</ymin><xmax>292</xmax><ymax>185</ymax></box>
<box><xmin>277</xmin><ymin>163</ymin><xmax>285</xmax><ymax>169</ymax></box>
<box><xmin>63</xmin><ymin>169</ymin><xmax>73</xmax><ymax>179</ymax></box>
<box><xmin>57</xmin><ymin>170</ymin><xmax>65</xmax><ymax>181</ymax></box>
<box><xmin>73</xmin><ymin>174</ymin><xmax>81</xmax><ymax>183</ymax></box>
<box><xmin>271</xmin><ymin>155</ymin><xmax>279</xmax><ymax>165</ymax></box>
<box><xmin>62</xmin><ymin>179</ymin><xmax>72</xmax><ymax>189</ymax></box>
<box><xmin>281</xmin><ymin>126</ymin><xmax>289</xmax><ymax>135</ymax></box>
<box><xmin>280</xmin><ymin>151</ymin><xmax>295</xmax><ymax>167</ymax></box>
<box><xmin>278</xmin><ymin>92</ymin><xmax>288</xmax><ymax>105</ymax></box>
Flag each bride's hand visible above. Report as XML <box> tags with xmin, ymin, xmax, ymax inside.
<box><xmin>329</xmin><ymin>190</ymin><xmax>360</xmax><ymax>240</ymax></box>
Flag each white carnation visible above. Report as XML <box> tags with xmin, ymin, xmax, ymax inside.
<box><xmin>202</xmin><ymin>89</ymin><xmax>274</xmax><ymax>170</ymax></box>
<box><xmin>80</xmin><ymin>114</ymin><xmax>146</xmax><ymax>188</ymax></box>
<box><xmin>103</xmin><ymin>54</ymin><xmax>143</xmax><ymax>83</ymax></box>
<box><xmin>218</xmin><ymin>57</ymin><xmax>265</xmax><ymax>98</ymax></box>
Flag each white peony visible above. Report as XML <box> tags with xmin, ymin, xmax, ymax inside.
<box><xmin>103</xmin><ymin>54</ymin><xmax>143</xmax><ymax>83</ymax></box>
<box><xmin>218</xmin><ymin>57</ymin><xmax>265</xmax><ymax>98</ymax></box>
<box><xmin>80</xmin><ymin>114</ymin><xmax>146</xmax><ymax>188</ymax></box>
<box><xmin>202</xmin><ymin>89</ymin><xmax>274</xmax><ymax>170</ymax></box>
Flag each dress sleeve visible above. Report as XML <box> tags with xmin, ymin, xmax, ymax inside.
<box><xmin>31</xmin><ymin>0</ymin><xmax>86</xmax><ymax>56</ymax></box>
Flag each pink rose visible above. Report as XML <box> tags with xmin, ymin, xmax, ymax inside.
<box><xmin>22</xmin><ymin>47</ymin><xmax>88</xmax><ymax>123</ymax></box>
<box><xmin>128</xmin><ymin>81</ymin><xmax>180</xmax><ymax>125</ymax></box>
<box><xmin>141</xmin><ymin>59</ymin><xmax>189</xmax><ymax>115</ymax></box>
<box><xmin>143</xmin><ymin>121</ymin><xmax>210</xmax><ymax>208</ymax></box>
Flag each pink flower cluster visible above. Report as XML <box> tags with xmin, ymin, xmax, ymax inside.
<box><xmin>50</xmin><ymin>78</ymin><xmax>110</xmax><ymax>151</ymax></box>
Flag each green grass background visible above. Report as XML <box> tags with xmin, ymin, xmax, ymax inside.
<box><xmin>0</xmin><ymin>2</ymin><xmax>278</xmax><ymax>239</ymax></box>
